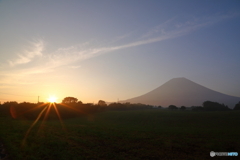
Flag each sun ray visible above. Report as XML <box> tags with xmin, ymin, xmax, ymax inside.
<box><xmin>22</xmin><ymin>96</ymin><xmax>88</xmax><ymax>146</ymax></box>
<box><xmin>37</xmin><ymin>103</ymin><xmax>52</xmax><ymax>133</ymax></box>
<box><xmin>10</xmin><ymin>102</ymin><xmax>48</xmax><ymax>119</ymax></box>
<box><xmin>60</xmin><ymin>103</ymin><xmax>86</xmax><ymax>115</ymax></box>
<box><xmin>52</xmin><ymin>103</ymin><xmax>66</xmax><ymax>131</ymax></box>
<box><xmin>22</xmin><ymin>105</ymin><xmax>48</xmax><ymax>147</ymax></box>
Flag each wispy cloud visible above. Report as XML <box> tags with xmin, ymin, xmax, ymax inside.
<box><xmin>141</xmin><ymin>12</ymin><xmax>239</xmax><ymax>42</ymax></box>
<box><xmin>20</xmin><ymin>14</ymin><xmax>240</xmax><ymax>71</ymax></box>
<box><xmin>141</xmin><ymin>17</ymin><xmax>176</xmax><ymax>39</ymax></box>
<box><xmin>1</xmin><ymin>12</ymin><xmax>238</xmax><ymax>87</ymax></box>
<box><xmin>8</xmin><ymin>40</ymin><xmax>44</xmax><ymax>66</ymax></box>
<box><xmin>69</xmin><ymin>65</ymin><xmax>81</xmax><ymax>69</ymax></box>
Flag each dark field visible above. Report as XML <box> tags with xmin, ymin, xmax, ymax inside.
<box><xmin>0</xmin><ymin>109</ymin><xmax>240</xmax><ymax>159</ymax></box>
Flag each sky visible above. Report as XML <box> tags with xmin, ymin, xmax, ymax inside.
<box><xmin>0</xmin><ymin>0</ymin><xmax>240</xmax><ymax>103</ymax></box>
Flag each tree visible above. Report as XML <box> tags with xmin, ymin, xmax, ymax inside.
<box><xmin>98</xmin><ymin>100</ymin><xmax>107</xmax><ymax>106</ymax></box>
<box><xmin>180</xmin><ymin>106</ymin><xmax>186</xmax><ymax>110</ymax></box>
<box><xmin>202</xmin><ymin>101</ymin><xmax>230</xmax><ymax>111</ymax></box>
<box><xmin>62</xmin><ymin>97</ymin><xmax>78</xmax><ymax>104</ymax></box>
<box><xmin>168</xmin><ymin>105</ymin><xmax>178</xmax><ymax>110</ymax></box>
<box><xmin>233</xmin><ymin>101</ymin><xmax>240</xmax><ymax>110</ymax></box>
<box><xmin>3</xmin><ymin>101</ymin><xmax>18</xmax><ymax>106</ymax></box>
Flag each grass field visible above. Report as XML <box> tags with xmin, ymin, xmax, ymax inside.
<box><xmin>0</xmin><ymin>109</ymin><xmax>240</xmax><ymax>159</ymax></box>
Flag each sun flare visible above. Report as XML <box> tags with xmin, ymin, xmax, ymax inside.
<box><xmin>48</xmin><ymin>95</ymin><xmax>57</xmax><ymax>103</ymax></box>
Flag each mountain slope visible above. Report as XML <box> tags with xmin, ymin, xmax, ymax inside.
<box><xmin>122</xmin><ymin>78</ymin><xmax>240</xmax><ymax>108</ymax></box>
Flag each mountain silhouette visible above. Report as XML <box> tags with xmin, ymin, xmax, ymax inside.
<box><xmin>122</xmin><ymin>77</ymin><xmax>240</xmax><ymax>108</ymax></box>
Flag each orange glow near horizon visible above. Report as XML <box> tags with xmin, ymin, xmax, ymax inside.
<box><xmin>47</xmin><ymin>95</ymin><xmax>57</xmax><ymax>103</ymax></box>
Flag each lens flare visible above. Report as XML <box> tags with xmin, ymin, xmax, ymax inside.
<box><xmin>48</xmin><ymin>95</ymin><xmax>57</xmax><ymax>103</ymax></box>
<box><xmin>21</xmin><ymin>102</ymin><xmax>66</xmax><ymax>147</ymax></box>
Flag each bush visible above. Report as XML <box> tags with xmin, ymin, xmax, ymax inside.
<box><xmin>233</xmin><ymin>102</ymin><xmax>240</xmax><ymax>110</ymax></box>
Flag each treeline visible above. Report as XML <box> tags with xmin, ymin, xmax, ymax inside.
<box><xmin>168</xmin><ymin>101</ymin><xmax>240</xmax><ymax>111</ymax></box>
<box><xmin>107</xmin><ymin>102</ymin><xmax>154</xmax><ymax>110</ymax></box>
<box><xmin>0</xmin><ymin>100</ymin><xmax>154</xmax><ymax>120</ymax></box>
<box><xmin>0</xmin><ymin>101</ymin><xmax>104</xmax><ymax>120</ymax></box>
<box><xmin>0</xmin><ymin>98</ymin><xmax>240</xmax><ymax>120</ymax></box>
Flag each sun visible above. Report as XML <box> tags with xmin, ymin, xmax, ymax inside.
<box><xmin>48</xmin><ymin>95</ymin><xmax>57</xmax><ymax>103</ymax></box>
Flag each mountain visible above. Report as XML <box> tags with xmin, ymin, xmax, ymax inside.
<box><xmin>122</xmin><ymin>77</ymin><xmax>240</xmax><ymax>109</ymax></box>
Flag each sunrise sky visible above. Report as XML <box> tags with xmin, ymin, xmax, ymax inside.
<box><xmin>0</xmin><ymin>0</ymin><xmax>240</xmax><ymax>103</ymax></box>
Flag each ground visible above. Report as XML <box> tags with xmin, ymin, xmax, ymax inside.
<box><xmin>0</xmin><ymin>109</ymin><xmax>239</xmax><ymax>159</ymax></box>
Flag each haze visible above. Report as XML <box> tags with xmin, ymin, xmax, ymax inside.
<box><xmin>0</xmin><ymin>0</ymin><xmax>240</xmax><ymax>103</ymax></box>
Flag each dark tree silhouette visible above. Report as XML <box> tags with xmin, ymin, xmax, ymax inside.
<box><xmin>62</xmin><ymin>97</ymin><xmax>78</xmax><ymax>104</ymax></box>
<box><xmin>202</xmin><ymin>101</ymin><xmax>230</xmax><ymax>111</ymax></box>
<box><xmin>233</xmin><ymin>101</ymin><xmax>240</xmax><ymax>110</ymax></box>
<box><xmin>3</xmin><ymin>101</ymin><xmax>18</xmax><ymax>105</ymax></box>
<box><xmin>180</xmin><ymin>106</ymin><xmax>186</xmax><ymax>110</ymax></box>
<box><xmin>107</xmin><ymin>102</ymin><xmax>152</xmax><ymax>111</ymax></box>
<box><xmin>168</xmin><ymin>105</ymin><xmax>178</xmax><ymax>110</ymax></box>
<box><xmin>98</xmin><ymin>100</ymin><xmax>107</xmax><ymax>106</ymax></box>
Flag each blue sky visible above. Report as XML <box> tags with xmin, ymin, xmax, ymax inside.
<box><xmin>0</xmin><ymin>0</ymin><xmax>240</xmax><ymax>103</ymax></box>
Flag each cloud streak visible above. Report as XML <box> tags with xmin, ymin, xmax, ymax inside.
<box><xmin>1</xmin><ymin>13</ymin><xmax>238</xmax><ymax>87</ymax></box>
<box><xmin>8</xmin><ymin>40</ymin><xmax>44</xmax><ymax>66</ymax></box>
<box><xmin>19</xmin><ymin>14</ymin><xmax>240</xmax><ymax>71</ymax></box>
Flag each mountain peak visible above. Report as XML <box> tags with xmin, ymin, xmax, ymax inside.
<box><xmin>122</xmin><ymin>78</ymin><xmax>240</xmax><ymax>108</ymax></box>
<box><xmin>171</xmin><ymin>77</ymin><xmax>187</xmax><ymax>80</ymax></box>
<box><xmin>168</xmin><ymin>77</ymin><xmax>192</xmax><ymax>82</ymax></box>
